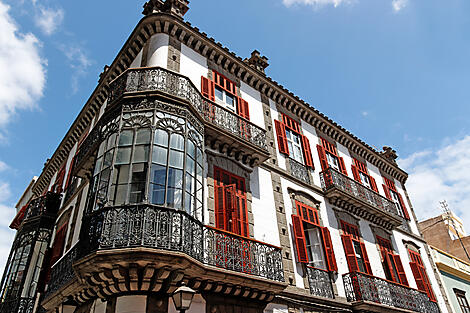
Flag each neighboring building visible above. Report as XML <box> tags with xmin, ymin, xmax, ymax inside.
<box><xmin>0</xmin><ymin>1</ymin><xmax>450</xmax><ymax>313</ymax></box>
<box><xmin>430</xmin><ymin>246</ymin><xmax>470</xmax><ymax>313</ymax></box>
<box><xmin>420</xmin><ymin>212</ymin><xmax>470</xmax><ymax>263</ymax></box>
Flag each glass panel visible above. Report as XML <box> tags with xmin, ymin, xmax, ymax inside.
<box><xmin>167</xmin><ymin>188</ymin><xmax>182</xmax><ymax>209</ymax></box>
<box><xmin>226</xmin><ymin>93</ymin><xmax>234</xmax><ymax>107</ymax></box>
<box><xmin>150</xmin><ymin>164</ymin><xmax>167</xmax><ymax>186</ymax></box>
<box><xmin>133</xmin><ymin>145</ymin><xmax>149</xmax><ymax>163</ymax></box>
<box><xmin>114</xmin><ymin>184</ymin><xmax>128</xmax><ymax>205</ymax></box>
<box><xmin>129</xmin><ymin>183</ymin><xmax>145</xmax><ymax>203</ymax></box>
<box><xmin>97</xmin><ymin>141</ymin><xmax>106</xmax><ymax>157</ymax></box>
<box><xmin>152</xmin><ymin>146</ymin><xmax>168</xmax><ymax>165</ymax></box>
<box><xmin>197</xmin><ymin>148</ymin><xmax>203</xmax><ymax>165</ymax></box>
<box><xmin>154</xmin><ymin>129</ymin><xmax>169</xmax><ymax>147</ymax></box>
<box><xmin>94</xmin><ymin>157</ymin><xmax>103</xmax><ymax>176</ymax></box>
<box><xmin>103</xmin><ymin>150</ymin><xmax>114</xmax><ymax>168</ymax></box>
<box><xmin>170</xmin><ymin>134</ymin><xmax>184</xmax><ymax>151</ymax></box>
<box><xmin>136</xmin><ymin>129</ymin><xmax>151</xmax><ymax>144</ymax></box>
<box><xmin>119</xmin><ymin>130</ymin><xmax>134</xmax><ymax>146</ymax></box>
<box><xmin>215</xmin><ymin>86</ymin><xmax>223</xmax><ymax>101</ymax></box>
<box><xmin>186</xmin><ymin>155</ymin><xmax>195</xmax><ymax>174</ymax></box>
<box><xmin>185</xmin><ymin>174</ymin><xmax>194</xmax><ymax>193</ymax></box>
<box><xmin>187</xmin><ymin>140</ymin><xmax>195</xmax><ymax>158</ymax></box>
<box><xmin>169</xmin><ymin>150</ymin><xmax>184</xmax><ymax>168</ymax></box>
<box><xmin>168</xmin><ymin>168</ymin><xmax>183</xmax><ymax>188</ymax></box>
<box><xmin>116</xmin><ymin>147</ymin><xmax>132</xmax><ymax>164</ymax></box>
<box><xmin>131</xmin><ymin>163</ymin><xmax>148</xmax><ymax>182</ymax></box>
<box><xmin>185</xmin><ymin>192</ymin><xmax>193</xmax><ymax>214</ymax></box>
<box><xmin>107</xmin><ymin>133</ymin><xmax>117</xmax><ymax>150</ymax></box>
<box><xmin>150</xmin><ymin>184</ymin><xmax>165</xmax><ymax>205</ymax></box>
<box><xmin>115</xmin><ymin>164</ymin><xmax>130</xmax><ymax>184</ymax></box>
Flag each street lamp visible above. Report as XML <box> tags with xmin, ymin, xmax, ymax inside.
<box><xmin>172</xmin><ymin>282</ymin><xmax>196</xmax><ymax>313</ymax></box>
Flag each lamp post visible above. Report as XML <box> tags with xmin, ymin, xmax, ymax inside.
<box><xmin>172</xmin><ymin>282</ymin><xmax>196</xmax><ymax>313</ymax></box>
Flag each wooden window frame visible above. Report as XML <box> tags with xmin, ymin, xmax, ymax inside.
<box><xmin>340</xmin><ymin>220</ymin><xmax>373</xmax><ymax>275</ymax></box>
<box><xmin>455</xmin><ymin>289</ymin><xmax>470</xmax><ymax>313</ymax></box>
<box><xmin>376</xmin><ymin>236</ymin><xmax>409</xmax><ymax>286</ymax></box>
<box><xmin>351</xmin><ymin>158</ymin><xmax>379</xmax><ymax>193</ymax></box>
<box><xmin>382</xmin><ymin>177</ymin><xmax>410</xmax><ymax>220</ymax></box>
<box><xmin>317</xmin><ymin>137</ymin><xmax>347</xmax><ymax>175</ymax></box>
<box><xmin>408</xmin><ymin>249</ymin><xmax>436</xmax><ymax>301</ymax></box>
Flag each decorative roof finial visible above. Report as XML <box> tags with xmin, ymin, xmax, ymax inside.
<box><xmin>244</xmin><ymin>50</ymin><xmax>269</xmax><ymax>74</ymax></box>
<box><xmin>381</xmin><ymin>146</ymin><xmax>398</xmax><ymax>164</ymax></box>
<box><xmin>143</xmin><ymin>0</ymin><xmax>189</xmax><ymax>18</ymax></box>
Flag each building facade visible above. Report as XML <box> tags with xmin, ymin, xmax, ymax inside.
<box><xmin>0</xmin><ymin>1</ymin><xmax>451</xmax><ymax>312</ymax></box>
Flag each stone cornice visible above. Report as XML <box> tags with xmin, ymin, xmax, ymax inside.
<box><xmin>32</xmin><ymin>12</ymin><xmax>408</xmax><ymax>196</ymax></box>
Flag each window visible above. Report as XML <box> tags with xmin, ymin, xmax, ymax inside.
<box><xmin>376</xmin><ymin>236</ymin><xmax>408</xmax><ymax>285</ymax></box>
<box><xmin>51</xmin><ymin>163</ymin><xmax>66</xmax><ymax>194</ymax></box>
<box><xmin>408</xmin><ymin>249</ymin><xmax>436</xmax><ymax>301</ymax></box>
<box><xmin>201</xmin><ymin>72</ymin><xmax>250</xmax><ymax>120</ymax></box>
<box><xmin>317</xmin><ymin>137</ymin><xmax>347</xmax><ymax>175</ymax></box>
<box><xmin>455</xmin><ymin>289</ymin><xmax>470</xmax><ymax>313</ymax></box>
<box><xmin>382</xmin><ymin>177</ymin><xmax>410</xmax><ymax>220</ymax></box>
<box><xmin>214</xmin><ymin>167</ymin><xmax>249</xmax><ymax>237</ymax></box>
<box><xmin>291</xmin><ymin>201</ymin><xmax>337</xmax><ymax>272</ymax></box>
<box><xmin>340</xmin><ymin>221</ymin><xmax>372</xmax><ymax>275</ymax></box>
<box><xmin>274</xmin><ymin>114</ymin><xmax>314</xmax><ymax>168</ymax></box>
<box><xmin>351</xmin><ymin>158</ymin><xmax>379</xmax><ymax>192</ymax></box>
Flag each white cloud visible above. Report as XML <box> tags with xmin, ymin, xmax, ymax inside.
<box><xmin>59</xmin><ymin>44</ymin><xmax>92</xmax><ymax>93</ymax></box>
<box><xmin>392</xmin><ymin>0</ymin><xmax>408</xmax><ymax>12</ymax></box>
<box><xmin>34</xmin><ymin>6</ymin><xmax>64</xmax><ymax>36</ymax></box>
<box><xmin>0</xmin><ymin>160</ymin><xmax>8</xmax><ymax>172</ymax></box>
<box><xmin>0</xmin><ymin>182</ymin><xmax>16</xmax><ymax>272</ymax></box>
<box><xmin>361</xmin><ymin>111</ymin><xmax>369</xmax><ymax>117</ymax></box>
<box><xmin>0</xmin><ymin>1</ymin><xmax>46</xmax><ymax>133</ymax></box>
<box><xmin>398</xmin><ymin>136</ymin><xmax>470</xmax><ymax>232</ymax></box>
<box><xmin>282</xmin><ymin>0</ymin><xmax>352</xmax><ymax>8</ymax></box>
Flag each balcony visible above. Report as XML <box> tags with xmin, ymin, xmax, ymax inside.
<box><xmin>44</xmin><ymin>205</ymin><xmax>285</xmax><ymax>308</ymax></box>
<box><xmin>288</xmin><ymin>158</ymin><xmax>311</xmax><ymax>185</ymax></box>
<box><xmin>108</xmin><ymin>67</ymin><xmax>269</xmax><ymax>165</ymax></box>
<box><xmin>343</xmin><ymin>272</ymin><xmax>440</xmax><ymax>313</ymax></box>
<box><xmin>320</xmin><ymin>168</ymin><xmax>403</xmax><ymax>230</ymax></box>
<box><xmin>306</xmin><ymin>266</ymin><xmax>335</xmax><ymax>299</ymax></box>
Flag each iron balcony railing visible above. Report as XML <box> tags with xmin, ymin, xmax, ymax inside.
<box><xmin>289</xmin><ymin>158</ymin><xmax>311</xmax><ymax>184</ymax></box>
<box><xmin>320</xmin><ymin>167</ymin><xmax>401</xmax><ymax>219</ymax></box>
<box><xmin>44</xmin><ymin>205</ymin><xmax>284</xmax><ymax>295</ymax></box>
<box><xmin>24</xmin><ymin>192</ymin><xmax>61</xmax><ymax>222</ymax></box>
<box><xmin>108</xmin><ymin>67</ymin><xmax>268</xmax><ymax>151</ymax></box>
<box><xmin>306</xmin><ymin>266</ymin><xmax>334</xmax><ymax>299</ymax></box>
<box><xmin>343</xmin><ymin>272</ymin><xmax>440</xmax><ymax>313</ymax></box>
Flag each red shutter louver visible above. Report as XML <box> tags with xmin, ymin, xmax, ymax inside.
<box><xmin>351</xmin><ymin>165</ymin><xmax>361</xmax><ymax>182</ymax></box>
<box><xmin>301</xmin><ymin>135</ymin><xmax>314</xmax><ymax>169</ymax></box>
<box><xmin>225</xmin><ymin>185</ymin><xmax>238</xmax><ymax>234</ymax></box>
<box><xmin>370</xmin><ymin>176</ymin><xmax>379</xmax><ymax>193</ymax></box>
<box><xmin>393</xmin><ymin>254</ymin><xmax>409</xmax><ymax>286</ymax></box>
<box><xmin>50</xmin><ymin>224</ymin><xmax>67</xmax><ymax>266</ymax></box>
<box><xmin>341</xmin><ymin>234</ymin><xmax>359</xmax><ymax>272</ymax></box>
<box><xmin>398</xmin><ymin>193</ymin><xmax>411</xmax><ymax>220</ymax></box>
<box><xmin>420</xmin><ymin>266</ymin><xmax>436</xmax><ymax>301</ymax></box>
<box><xmin>237</xmin><ymin>97</ymin><xmax>250</xmax><ymax>120</ymax></box>
<box><xmin>291</xmin><ymin>215</ymin><xmax>309</xmax><ymax>263</ymax></box>
<box><xmin>201</xmin><ymin>76</ymin><xmax>215</xmax><ymax>101</ymax></box>
<box><xmin>64</xmin><ymin>156</ymin><xmax>76</xmax><ymax>190</ymax></box>
<box><xmin>321</xmin><ymin>227</ymin><xmax>338</xmax><ymax>272</ymax></box>
<box><xmin>274</xmin><ymin>120</ymin><xmax>289</xmax><ymax>155</ymax></box>
<box><xmin>410</xmin><ymin>261</ymin><xmax>426</xmax><ymax>291</ymax></box>
<box><xmin>339</xmin><ymin>157</ymin><xmax>348</xmax><ymax>176</ymax></box>
<box><xmin>316</xmin><ymin>145</ymin><xmax>329</xmax><ymax>171</ymax></box>
<box><xmin>382</xmin><ymin>184</ymin><xmax>392</xmax><ymax>200</ymax></box>
<box><xmin>215</xmin><ymin>184</ymin><xmax>225</xmax><ymax>230</ymax></box>
<box><xmin>360</xmin><ymin>242</ymin><xmax>373</xmax><ymax>275</ymax></box>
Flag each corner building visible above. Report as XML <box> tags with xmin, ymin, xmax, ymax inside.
<box><xmin>0</xmin><ymin>1</ymin><xmax>452</xmax><ymax>312</ymax></box>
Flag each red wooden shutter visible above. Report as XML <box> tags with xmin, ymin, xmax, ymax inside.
<box><xmin>316</xmin><ymin>145</ymin><xmax>329</xmax><ymax>171</ymax></box>
<box><xmin>339</xmin><ymin>157</ymin><xmax>348</xmax><ymax>176</ymax></box>
<box><xmin>225</xmin><ymin>185</ymin><xmax>237</xmax><ymax>234</ymax></box>
<box><xmin>393</xmin><ymin>254</ymin><xmax>409</xmax><ymax>286</ymax></box>
<box><xmin>420</xmin><ymin>266</ymin><xmax>436</xmax><ymax>301</ymax></box>
<box><xmin>64</xmin><ymin>156</ymin><xmax>75</xmax><ymax>190</ymax></box>
<box><xmin>382</xmin><ymin>184</ymin><xmax>392</xmax><ymax>200</ymax></box>
<box><xmin>291</xmin><ymin>215</ymin><xmax>309</xmax><ymax>263</ymax></box>
<box><xmin>50</xmin><ymin>224</ymin><xmax>67</xmax><ymax>265</ymax></box>
<box><xmin>215</xmin><ymin>184</ymin><xmax>225</xmax><ymax>230</ymax></box>
<box><xmin>370</xmin><ymin>176</ymin><xmax>379</xmax><ymax>193</ymax></box>
<box><xmin>201</xmin><ymin>76</ymin><xmax>215</xmax><ymax>101</ymax></box>
<box><xmin>301</xmin><ymin>135</ymin><xmax>314</xmax><ymax>169</ymax></box>
<box><xmin>398</xmin><ymin>193</ymin><xmax>411</xmax><ymax>220</ymax></box>
<box><xmin>410</xmin><ymin>261</ymin><xmax>426</xmax><ymax>291</ymax></box>
<box><xmin>274</xmin><ymin>120</ymin><xmax>289</xmax><ymax>155</ymax></box>
<box><xmin>341</xmin><ymin>234</ymin><xmax>359</xmax><ymax>272</ymax></box>
<box><xmin>237</xmin><ymin>97</ymin><xmax>250</xmax><ymax>120</ymax></box>
<box><xmin>321</xmin><ymin>227</ymin><xmax>337</xmax><ymax>272</ymax></box>
<box><xmin>360</xmin><ymin>242</ymin><xmax>373</xmax><ymax>275</ymax></box>
<box><xmin>351</xmin><ymin>165</ymin><xmax>361</xmax><ymax>182</ymax></box>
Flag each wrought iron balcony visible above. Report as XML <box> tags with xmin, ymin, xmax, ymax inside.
<box><xmin>46</xmin><ymin>245</ymin><xmax>78</xmax><ymax>298</ymax></box>
<box><xmin>77</xmin><ymin>204</ymin><xmax>283</xmax><ymax>282</ymax></box>
<box><xmin>107</xmin><ymin>67</ymin><xmax>269</xmax><ymax>163</ymax></box>
<box><xmin>306</xmin><ymin>266</ymin><xmax>334</xmax><ymax>299</ymax></box>
<box><xmin>320</xmin><ymin>168</ymin><xmax>403</xmax><ymax>230</ymax></box>
<box><xmin>288</xmin><ymin>158</ymin><xmax>311</xmax><ymax>184</ymax></box>
<box><xmin>343</xmin><ymin>272</ymin><xmax>440</xmax><ymax>313</ymax></box>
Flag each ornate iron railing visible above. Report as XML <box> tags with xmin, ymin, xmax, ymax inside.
<box><xmin>108</xmin><ymin>67</ymin><xmax>268</xmax><ymax>151</ymax></box>
<box><xmin>289</xmin><ymin>158</ymin><xmax>311</xmax><ymax>184</ymax></box>
<box><xmin>320</xmin><ymin>168</ymin><xmax>401</xmax><ymax>219</ymax></box>
<box><xmin>0</xmin><ymin>297</ymin><xmax>35</xmax><ymax>313</ymax></box>
<box><xmin>24</xmin><ymin>192</ymin><xmax>61</xmax><ymax>221</ymax></box>
<box><xmin>343</xmin><ymin>272</ymin><xmax>440</xmax><ymax>313</ymax></box>
<box><xmin>306</xmin><ymin>266</ymin><xmax>334</xmax><ymax>299</ymax></box>
<box><xmin>79</xmin><ymin>205</ymin><xmax>284</xmax><ymax>282</ymax></box>
<box><xmin>46</xmin><ymin>245</ymin><xmax>78</xmax><ymax>297</ymax></box>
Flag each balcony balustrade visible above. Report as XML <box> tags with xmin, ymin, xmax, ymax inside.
<box><xmin>46</xmin><ymin>245</ymin><xmax>78</xmax><ymax>297</ymax></box>
<box><xmin>306</xmin><ymin>266</ymin><xmax>334</xmax><ymax>299</ymax></box>
<box><xmin>288</xmin><ymin>158</ymin><xmax>311</xmax><ymax>185</ymax></box>
<box><xmin>343</xmin><ymin>272</ymin><xmax>440</xmax><ymax>313</ymax></box>
<box><xmin>320</xmin><ymin>168</ymin><xmax>403</xmax><ymax>230</ymax></box>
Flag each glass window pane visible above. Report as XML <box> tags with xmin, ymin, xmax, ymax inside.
<box><xmin>152</xmin><ymin>146</ymin><xmax>168</xmax><ymax>165</ymax></box>
<box><xmin>186</xmin><ymin>155</ymin><xmax>195</xmax><ymax>174</ymax></box>
<box><xmin>215</xmin><ymin>87</ymin><xmax>223</xmax><ymax>101</ymax></box>
<box><xmin>116</xmin><ymin>147</ymin><xmax>131</xmax><ymax>164</ymax></box>
<box><xmin>136</xmin><ymin>129</ymin><xmax>151</xmax><ymax>144</ymax></box>
<box><xmin>94</xmin><ymin>157</ymin><xmax>103</xmax><ymax>176</ymax></box>
<box><xmin>150</xmin><ymin>164</ymin><xmax>166</xmax><ymax>186</ymax></box>
<box><xmin>107</xmin><ymin>133</ymin><xmax>117</xmax><ymax>150</ymax></box>
<box><xmin>168</xmin><ymin>168</ymin><xmax>183</xmax><ymax>188</ymax></box>
<box><xmin>169</xmin><ymin>150</ymin><xmax>184</xmax><ymax>168</ymax></box>
<box><xmin>129</xmin><ymin>183</ymin><xmax>145</xmax><ymax>203</ymax></box>
<box><xmin>119</xmin><ymin>130</ymin><xmax>134</xmax><ymax>146</ymax></box>
<box><xmin>167</xmin><ymin>188</ymin><xmax>182</xmax><ymax>209</ymax></box>
<box><xmin>98</xmin><ymin>141</ymin><xmax>106</xmax><ymax>157</ymax></box>
<box><xmin>150</xmin><ymin>184</ymin><xmax>165</xmax><ymax>205</ymax></box>
<box><xmin>131</xmin><ymin>163</ymin><xmax>148</xmax><ymax>183</ymax></box>
<box><xmin>185</xmin><ymin>192</ymin><xmax>193</xmax><ymax>214</ymax></box>
<box><xmin>170</xmin><ymin>134</ymin><xmax>184</xmax><ymax>151</ymax></box>
<box><xmin>188</xmin><ymin>140</ymin><xmax>195</xmax><ymax>158</ymax></box>
<box><xmin>226</xmin><ymin>93</ymin><xmax>234</xmax><ymax>107</ymax></box>
<box><xmin>133</xmin><ymin>145</ymin><xmax>149</xmax><ymax>163</ymax></box>
<box><xmin>197</xmin><ymin>148</ymin><xmax>203</xmax><ymax>165</ymax></box>
<box><xmin>185</xmin><ymin>174</ymin><xmax>194</xmax><ymax>193</ymax></box>
<box><xmin>114</xmin><ymin>184</ymin><xmax>128</xmax><ymax>205</ymax></box>
<box><xmin>154</xmin><ymin>129</ymin><xmax>169</xmax><ymax>147</ymax></box>
<box><xmin>103</xmin><ymin>150</ymin><xmax>114</xmax><ymax>168</ymax></box>
<box><xmin>115</xmin><ymin>164</ymin><xmax>130</xmax><ymax>184</ymax></box>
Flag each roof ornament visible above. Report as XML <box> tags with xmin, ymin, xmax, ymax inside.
<box><xmin>381</xmin><ymin>146</ymin><xmax>398</xmax><ymax>164</ymax></box>
<box><xmin>244</xmin><ymin>50</ymin><xmax>269</xmax><ymax>74</ymax></box>
<box><xmin>143</xmin><ymin>0</ymin><xmax>189</xmax><ymax>18</ymax></box>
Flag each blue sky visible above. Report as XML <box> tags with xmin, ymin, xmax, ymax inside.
<box><xmin>0</xmin><ymin>0</ymin><xmax>469</xmax><ymax>269</ymax></box>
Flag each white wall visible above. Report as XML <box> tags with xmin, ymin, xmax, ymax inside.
<box><xmin>147</xmin><ymin>33</ymin><xmax>169</xmax><ymax>68</ymax></box>
<box><xmin>180</xmin><ymin>43</ymin><xmax>208</xmax><ymax>90</ymax></box>
<box><xmin>250</xmin><ymin>167</ymin><xmax>280</xmax><ymax>246</ymax></box>
<box><xmin>240</xmin><ymin>82</ymin><xmax>265</xmax><ymax>129</ymax></box>
<box><xmin>270</xmin><ymin>99</ymin><xmax>286</xmax><ymax>171</ymax></box>
<box><xmin>300</xmin><ymin>120</ymin><xmax>321</xmax><ymax>188</ymax></box>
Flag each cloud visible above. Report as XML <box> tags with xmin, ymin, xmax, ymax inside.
<box><xmin>361</xmin><ymin>111</ymin><xmax>369</xmax><ymax>117</ymax></box>
<box><xmin>398</xmin><ymin>136</ymin><xmax>470</xmax><ymax>232</ymax></box>
<box><xmin>0</xmin><ymin>160</ymin><xmax>8</xmax><ymax>172</ymax></box>
<box><xmin>59</xmin><ymin>44</ymin><xmax>92</xmax><ymax>94</ymax></box>
<box><xmin>34</xmin><ymin>6</ymin><xmax>64</xmax><ymax>35</ymax></box>
<box><xmin>0</xmin><ymin>1</ymin><xmax>46</xmax><ymax>134</ymax></box>
<box><xmin>392</xmin><ymin>0</ymin><xmax>408</xmax><ymax>11</ymax></box>
<box><xmin>0</xmin><ymin>181</ymin><xmax>16</xmax><ymax>272</ymax></box>
<box><xmin>282</xmin><ymin>0</ymin><xmax>352</xmax><ymax>8</ymax></box>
